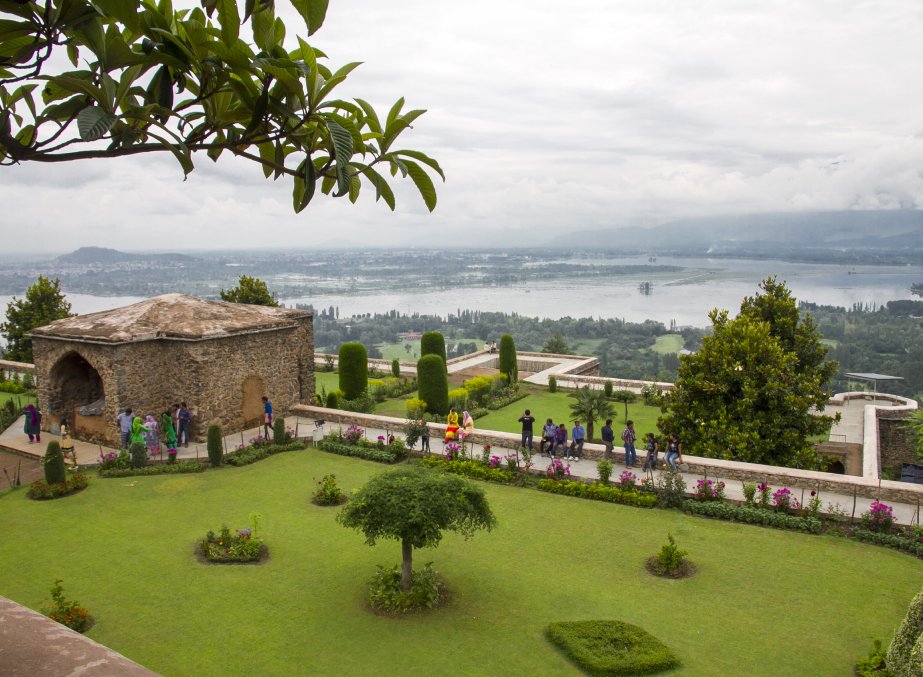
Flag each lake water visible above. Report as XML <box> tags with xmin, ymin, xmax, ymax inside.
<box><xmin>1</xmin><ymin>257</ymin><xmax>920</xmax><ymax>328</ymax></box>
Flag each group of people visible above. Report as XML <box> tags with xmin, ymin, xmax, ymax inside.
<box><xmin>520</xmin><ymin>411</ymin><xmax>685</xmax><ymax>472</ymax></box>
<box><xmin>444</xmin><ymin>408</ymin><xmax>474</xmax><ymax>443</ymax></box>
<box><xmin>116</xmin><ymin>402</ymin><xmax>192</xmax><ymax>455</ymax></box>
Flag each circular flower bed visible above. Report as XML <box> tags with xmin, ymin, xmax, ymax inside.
<box><xmin>198</xmin><ymin>521</ymin><xmax>268</xmax><ymax>564</ymax></box>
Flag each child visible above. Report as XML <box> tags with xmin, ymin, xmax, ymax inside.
<box><xmin>641</xmin><ymin>432</ymin><xmax>659</xmax><ymax>473</ymax></box>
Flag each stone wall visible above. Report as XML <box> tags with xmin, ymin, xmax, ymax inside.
<box><xmin>33</xmin><ymin>317</ymin><xmax>314</xmax><ymax>447</ymax></box>
<box><xmin>880</xmin><ymin>415</ymin><xmax>916</xmax><ymax>470</ymax></box>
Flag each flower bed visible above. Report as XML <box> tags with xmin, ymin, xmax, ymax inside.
<box><xmin>319</xmin><ymin>428</ymin><xmax>406</xmax><ymax>464</ymax></box>
<box><xmin>199</xmin><ymin>518</ymin><xmax>266</xmax><ymax>563</ymax></box>
<box><xmin>99</xmin><ymin>460</ymin><xmax>205</xmax><ymax>477</ymax></box>
<box><xmin>419</xmin><ymin>455</ymin><xmax>516</xmax><ymax>484</ymax></box>
<box><xmin>42</xmin><ymin>580</ymin><xmax>93</xmax><ymax>633</ymax></box>
<box><xmin>27</xmin><ymin>473</ymin><xmax>88</xmax><ymax>500</ymax></box>
<box><xmin>225</xmin><ymin>440</ymin><xmax>306</xmax><ymax>467</ymax></box>
<box><xmin>537</xmin><ymin>479</ymin><xmax>658</xmax><ymax>508</ymax></box>
<box><xmin>682</xmin><ymin>500</ymin><xmax>822</xmax><ymax>534</ymax></box>
<box><xmin>312</xmin><ymin>474</ymin><xmax>347</xmax><ymax>505</ymax></box>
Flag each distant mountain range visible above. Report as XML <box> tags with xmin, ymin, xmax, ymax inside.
<box><xmin>56</xmin><ymin>247</ymin><xmax>199</xmax><ymax>264</ymax></box>
<box><xmin>552</xmin><ymin>210</ymin><xmax>923</xmax><ymax>261</ymax></box>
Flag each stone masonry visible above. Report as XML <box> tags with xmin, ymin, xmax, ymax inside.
<box><xmin>31</xmin><ymin>294</ymin><xmax>314</xmax><ymax>446</ymax></box>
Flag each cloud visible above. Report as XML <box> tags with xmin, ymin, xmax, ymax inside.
<box><xmin>3</xmin><ymin>0</ymin><xmax>923</xmax><ymax>251</ymax></box>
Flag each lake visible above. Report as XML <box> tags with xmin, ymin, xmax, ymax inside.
<box><xmin>1</xmin><ymin>256</ymin><xmax>920</xmax><ymax>328</ymax></box>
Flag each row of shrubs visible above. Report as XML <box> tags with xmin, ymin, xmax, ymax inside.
<box><xmin>419</xmin><ymin>456</ymin><xmax>517</xmax><ymax>484</ymax></box>
<box><xmin>27</xmin><ymin>473</ymin><xmax>88</xmax><ymax>500</ymax></box>
<box><xmin>319</xmin><ymin>426</ymin><xmax>406</xmax><ymax>464</ymax></box>
<box><xmin>682</xmin><ymin>500</ymin><xmax>823</xmax><ymax>534</ymax></box>
<box><xmin>225</xmin><ymin>440</ymin><xmax>306</xmax><ymax>466</ymax></box>
<box><xmin>537</xmin><ymin>478</ymin><xmax>659</xmax><ymax>508</ymax></box>
<box><xmin>0</xmin><ymin>375</ymin><xmax>33</xmax><ymax>393</ymax></box>
<box><xmin>99</xmin><ymin>460</ymin><xmax>205</xmax><ymax>478</ymax></box>
<box><xmin>852</xmin><ymin>528</ymin><xmax>923</xmax><ymax>558</ymax></box>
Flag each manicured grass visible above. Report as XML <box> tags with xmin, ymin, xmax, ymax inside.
<box><xmin>0</xmin><ymin>453</ymin><xmax>919</xmax><ymax>676</ymax></box>
<box><xmin>477</xmin><ymin>384</ymin><xmax>663</xmax><ymax>439</ymax></box>
<box><xmin>314</xmin><ymin>370</ymin><xmax>340</xmax><ymax>396</ymax></box>
<box><xmin>377</xmin><ymin>340</ymin><xmax>420</xmax><ymax>362</ymax></box>
<box><xmin>651</xmin><ymin>334</ymin><xmax>684</xmax><ymax>354</ymax></box>
<box><xmin>569</xmin><ymin>338</ymin><xmax>605</xmax><ymax>355</ymax></box>
<box><xmin>0</xmin><ymin>391</ymin><xmax>35</xmax><ymax>409</ymax></box>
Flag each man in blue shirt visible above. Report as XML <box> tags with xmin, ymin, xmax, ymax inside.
<box><xmin>117</xmin><ymin>407</ymin><xmax>133</xmax><ymax>449</ymax></box>
<box><xmin>622</xmin><ymin>420</ymin><xmax>637</xmax><ymax>468</ymax></box>
<box><xmin>262</xmin><ymin>396</ymin><xmax>273</xmax><ymax>439</ymax></box>
<box><xmin>568</xmin><ymin>420</ymin><xmax>585</xmax><ymax>460</ymax></box>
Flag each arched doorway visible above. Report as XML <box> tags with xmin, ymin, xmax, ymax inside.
<box><xmin>241</xmin><ymin>375</ymin><xmax>267</xmax><ymax>429</ymax></box>
<box><xmin>48</xmin><ymin>352</ymin><xmax>105</xmax><ymax>437</ymax></box>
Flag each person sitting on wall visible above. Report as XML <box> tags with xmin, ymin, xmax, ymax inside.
<box><xmin>444</xmin><ymin>408</ymin><xmax>460</xmax><ymax>442</ymax></box>
<box><xmin>459</xmin><ymin>410</ymin><xmax>475</xmax><ymax>444</ymax></box>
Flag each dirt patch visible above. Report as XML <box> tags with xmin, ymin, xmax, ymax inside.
<box><xmin>0</xmin><ymin>450</ymin><xmax>42</xmax><ymax>489</ymax></box>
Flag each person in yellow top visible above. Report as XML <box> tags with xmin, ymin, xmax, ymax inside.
<box><xmin>444</xmin><ymin>408</ymin><xmax>459</xmax><ymax>442</ymax></box>
<box><xmin>60</xmin><ymin>418</ymin><xmax>77</xmax><ymax>470</ymax></box>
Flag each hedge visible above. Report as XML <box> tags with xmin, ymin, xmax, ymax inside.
<box><xmin>417</xmin><ymin>353</ymin><xmax>449</xmax><ymax>416</ymax></box>
<box><xmin>99</xmin><ymin>461</ymin><xmax>206</xmax><ymax>477</ymax></box>
<box><xmin>420</xmin><ymin>456</ymin><xmax>516</xmax><ymax>484</ymax></box>
<box><xmin>318</xmin><ymin>439</ymin><xmax>401</xmax><ymax>464</ymax></box>
<box><xmin>43</xmin><ymin>440</ymin><xmax>66</xmax><ymax>485</ymax></box>
<box><xmin>538</xmin><ymin>479</ymin><xmax>658</xmax><ymax>508</ymax></box>
<box><xmin>224</xmin><ymin>440</ymin><xmax>306</xmax><ymax>467</ymax></box>
<box><xmin>420</xmin><ymin>331</ymin><xmax>446</xmax><ymax>365</ymax></box>
<box><xmin>682</xmin><ymin>500</ymin><xmax>822</xmax><ymax>534</ymax></box>
<box><xmin>546</xmin><ymin>620</ymin><xmax>680</xmax><ymax>676</ymax></box>
<box><xmin>498</xmin><ymin>333</ymin><xmax>517</xmax><ymax>381</ymax></box>
<box><xmin>853</xmin><ymin>528</ymin><xmax>923</xmax><ymax>559</ymax></box>
<box><xmin>27</xmin><ymin>473</ymin><xmax>88</xmax><ymax>499</ymax></box>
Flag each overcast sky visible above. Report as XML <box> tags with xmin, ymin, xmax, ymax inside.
<box><xmin>3</xmin><ymin>0</ymin><xmax>923</xmax><ymax>252</ymax></box>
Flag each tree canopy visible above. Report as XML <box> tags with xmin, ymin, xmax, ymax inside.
<box><xmin>337</xmin><ymin>466</ymin><xmax>495</xmax><ymax>591</ymax></box>
<box><xmin>219</xmin><ymin>274</ymin><xmax>278</xmax><ymax>305</ymax></box>
<box><xmin>1</xmin><ymin>274</ymin><xmax>72</xmax><ymax>362</ymax></box>
<box><xmin>0</xmin><ymin>0</ymin><xmax>443</xmax><ymax>213</ymax></box>
<box><xmin>658</xmin><ymin>278</ymin><xmax>837</xmax><ymax>469</ymax></box>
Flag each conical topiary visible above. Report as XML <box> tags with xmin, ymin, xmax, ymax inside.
<box><xmin>273</xmin><ymin>416</ymin><xmax>288</xmax><ymax>444</ymax></box>
<box><xmin>207</xmin><ymin>424</ymin><xmax>223</xmax><ymax>466</ymax></box>
<box><xmin>129</xmin><ymin>441</ymin><xmax>147</xmax><ymax>469</ymax></box>
<box><xmin>43</xmin><ymin>441</ymin><xmax>66</xmax><ymax>485</ymax></box>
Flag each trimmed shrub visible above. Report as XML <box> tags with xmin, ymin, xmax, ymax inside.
<box><xmin>207</xmin><ymin>424</ymin><xmax>223</xmax><ymax>467</ymax></box>
<box><xmin>889</xmin><ymin>589</ymin><xmax>923</xmax><ymax>675</ymax></box>
<box><xmin>43</xmin><ymin>440</ymin><xmax>66</xmax><ymax>485</ymax></box>
<box><xmin>420</xmin><ymin>456</ymin><xmax>516</xmax><ymax>484</ymax></box>
<box><xmin>28</xmin><ymin>473</ymin><xmax>88</xmax><ymax>499</ymax></box>
<box><xmin>463</xmin><ymin>375</ymin><xmax>493</xmax><ymax>405</ymax></box>
<box><xmin>448</xmin><ymin>387</ymin><xmax>468</xmax><ymax>411</ymax></box>
<box><xmin>225</xmin><ymin>440</ymin><xmax>305</xmax><ymax>467</ymax></box>
<box><xmin>339</xmin><ymin>342</ymin><xmax>368</xmax><ymax>399</ymax></box>
<box><xmin>498</xmin><ymin>333</ymin><xmax>517</xmax><ymax>381</ymax></box>
<box><xmin>391</xmin><ymin>358</ymin><xmax>400</xmax><ymax>378</ymax></box>
<box><xmin>546</xmin><ymin>620</ymin><xmax>680</xmax><ymax>676</ymax></box>
<box><xmin>318</xmin><ymin>438</ymin><xmax>401</xmax><ymax>464</ymax></box>
<box><xmin>420</xmin><ymin>331</ymin><xmax>447</xmax><ymax>365</ymax></box>
<box><xmin>683</xmin><ymin>500</ymin><xmax>822</xmax><ymax>534</ymax></box>
<box><xmin>129</xmin><ymin>441</ymin><xmax>147</xmax><ymax>469</ymax></box>
<box><xmin>548</xmin><ymin>375</ymin><xmax>557</xmax><ymax>393</ymax></box>
<box><xmin>417</xmin><ymin>353</ymin><xmax>449</xmax><ymax>416</ymax></box>
<box><xmin>325</xmin><ymin>391</ymin><xmax>339</xmax><ymax>409</ymax></box>
<box><xmin>604</xmin><ymin>380</ymin><xmax>614</xmax><ymax>397</ymax></box>
<box><xmin>537</xmin><ymin>478</ymin><xmax>658</xmax><ymax>508</ymax></box>
<box><xmin>99</xmin><ymin>461</ymin><xmax>205</xmax><ymax>477</ymax></box>
<box><xmin>273</xmin><ymin>416</ymin><xmax>288</xmax><ymax>444</ymax></box>
<box><xmin>406</xmin><ymin>398</ymin><xmax>427</xmax><ymax>418</ymax></box>
<box><xmin>368</xmin><ymin>563</ymin><xmax>442</xmax><ymax>613</ymax></box>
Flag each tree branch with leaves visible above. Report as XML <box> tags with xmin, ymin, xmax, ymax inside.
<box><xmin>0</xmin><ymin>0</ymin><xmax>444</xmax><ymax>212</ymax></box>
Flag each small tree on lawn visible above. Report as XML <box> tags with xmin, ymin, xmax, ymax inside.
<box><xmin>391</xmin><ymin>358</ymin><xmax>401</xmax><ymax>378</ymax></box>
<box><xmin>499</xmin><ymin>334</ymin><xmax>518</xmax><ymax>382</ymax></box>
<box><xmin>337</xmin><ymin>466</ymin><xmax>496</xmax><ymax>591</ymax></box>
<box><xmin>568</xmin><ymin>386</ymin><xmax>614</xmax><ymax>442</ymax></box>
<box><xmin>339</xmin><ymin>342</ymin><xmax>368</xmax><ymax>400</ymax></box>
<box><xmin>417</xmin><ymin>354</ymin><xmax>449</xmax><ymax>416</ymax></box>
<box><xmin>612</xmin><ymin>389</ymin><xmax>637</xmax><ymax>423</ymax></box>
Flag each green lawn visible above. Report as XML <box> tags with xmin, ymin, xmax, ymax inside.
<box><xmin>0</xmin><ymin>391</ymin><xmax>36</xmax><ymax>409</ymax></box>
<box><xmin>651</xmin><ymin>334</ymin><xmax>684</xmax><ymax>354</ymax></box>
<box><xmin>314</xmin><ymin>370</ymin><xmax>340</xmax><ymax>396</ymax></box>
<box><xmin>0</xmin><ymin>452</ymin><xmax>919</xmax><ymax>676</ymax></box>
<box><xmin>477</xmin><ymin>384</ymin><xmax>663</xmax><ymax>439</ymax></box>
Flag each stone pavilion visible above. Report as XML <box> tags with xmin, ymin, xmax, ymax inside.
<box><xmin>31</xmin><ymin>294</ymin><xmax>314</xmax><ymax>446</ymax></box>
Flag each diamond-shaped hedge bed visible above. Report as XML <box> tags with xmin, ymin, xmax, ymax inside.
<box><xmin>546</xmin><ymin>620</ymin><xmax>680</xmax><ymax>676</ymax></box>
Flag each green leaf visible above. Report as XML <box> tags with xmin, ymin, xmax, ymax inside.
<box><xmin>292</xmin><ymin>156</ymin><xmax>317</xmax><ymax>213</ymax></box>
<box><xmin>217</xmin><ymin>0</ymin><xmax>241</xmax><ymax>44</ymax></box>
<box><xmin>354</xmin><ymin>98</ymin><xmax>381</xmax><ymax>135</ymax></box>
<box><xmin>360</xmin><ymin>165</ymin><xmax>396</xmax><ymax>210</ymax></box>
<box><xmin>394</xmin><ymin>149</ymin><xmax>445</xmax><ymax>180</ymax></box>
<box><xmin>257</xmin><ymin>141</ymin><xmax>275</xmax><ymax>178</ymax></box>
<box><xmin>77</xmin><ymin>106</ymin><xmax>117</xmax><ymax>141</ymax></box>
<box><xmin>325</xmin><ymin>118</ymin><xmax>354</xmax><ymax>197</ymax></box>
<box><xmin>385</xmin><ymin>97</ymin><xmax>404</xmax><ymax>129</ymax></box>
<box><xmin>251</xmin><ymin>1</ymin><xmax>276</xmax><ymax>52</ymax></box>
<box><xmin>404</xmin><ymin>159</ymin><xmax>437</xmax><ymax>212</ymax></box>
<box><xmin>288</xmin><ymin>0</ymin><xmax>328</xmax><ymax>36</ymax></box>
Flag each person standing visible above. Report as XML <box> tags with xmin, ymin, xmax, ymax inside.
<box><xmin>665</xmin><ymin>433</ymin><xmax>683</xmax><ymax>471</ymax></box>
<box><xmin>518</xmin><ymin>409</ymin><xmax>535</xmax><ymax>451</ymax></box>
<box><xmin>262</xmin><ymin>395</ymin><xmax>273</xmax><ymax>438</ymax></box>
<box><xmin>622</xmin><ymin>420</ymin><xmax>637</xmax><ymax>468</ymax></box>
<box><xmin>601</xmin><ymin>418</ymin><xmax>615</xmax><ymax>460</ymax></box>
<box><xmin>419</xmin><ymin>419</ymin><xmax>430</xmax><ymax>454</ymax></box>
<box><xmin>540</xmin><ymin>418</ymin><xmax>557</xmax><ymax>456</ymax></box>
<box><xmin>117</xmin><ymin>407</ymin><xmax>133</xmax><ymax>449</ymax></box>
<box><xmin>161</xmin><ymin>410</ymin><xmax>177</xmax><ymax>450</ymax></box>
<box><xmin>569</xmin><ymin>420</ymin><xmax>585</xmax><ymax>460</ymax></box>
<box><xmin>143</xmin><ymin>414</ymin><xmax>160</xmax><ymax>457</ymax></box>
<box><xmin>177</xmin><ymin>402</ymin><xmax>191</xmax><ymax>448</ymax></box>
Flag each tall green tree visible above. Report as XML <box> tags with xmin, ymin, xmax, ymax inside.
<box><xmin>1</xmin><ymin>275</ymin><xmax>72</xmax><ymax>362</ymax></box>
<box><xmin>416</xmin><ymin>353</ymin><xmax>448</xmax><ymax>416</ymax></box>
<box><xmin>338</xmin><ymin>341</ymin><xmax>368</xmax><ymax>400</ymax></box>
<box><xmin>542</xmin><ymin>333</ymin><xmax>572</xmax><ymax>355</ymax></box>
<box><xmin>0</xmin><ymin>0</ymin><xmax>443</xmax><ymax>213</ymax></box>
<box><xmin>337</xmin><ymin>466</ymin><xmax>495</xmax><ymax>591</ymax></box>
<box><xmin>499</xmin><ymin>333</ymin><xmax>517</xmax><ymax>381</ymax></box>
<box><xmin>219</xmin><ymin>275</ymin><xmax>279</xmax><ymax>306</ymax></box>
<box><xmin>659</xmin><ymin>279</ymin><xmax>837</xmax><ymax>468</ymax></box>
<box><xmin>568</xmin><ymin>386</ymin><xmax>613</xmax><ymax>442</ymax></box>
